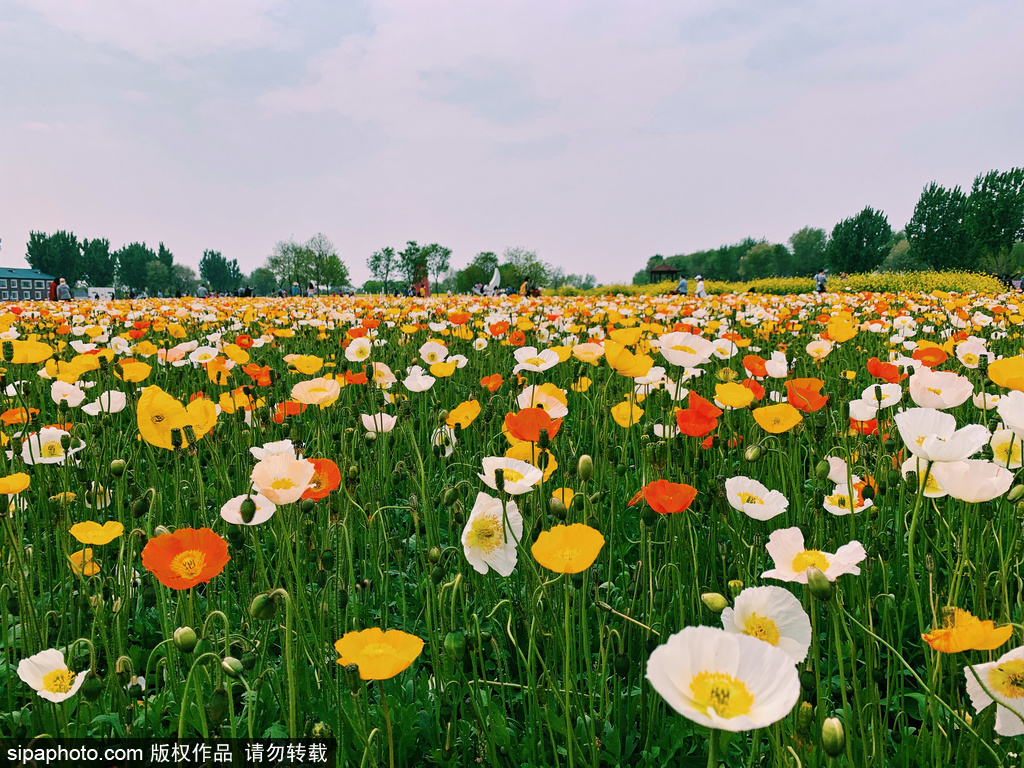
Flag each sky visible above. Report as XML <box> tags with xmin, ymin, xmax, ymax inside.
<box><xmin>1</xmin><ymin>0</ymin><xmax>1023</xmax><ymax>287</ymax></box>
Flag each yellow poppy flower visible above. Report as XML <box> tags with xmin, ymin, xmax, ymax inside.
<box><xmin>532</xmin><ymin>524</ymin><xmax>605</xmax><ymax>574</ymax></box>
<box><xmin>334</xmin><ymin>628</ymin><xmax>424</xmax><ymax>680</ymax></box>
<box><xmin>446</xmin><ymin>400</ymin><xmax>481</xmax><ymax>429</ymax></box>
<box><xmin>752</xmin><ymin>403</ymin><xmax>803</xmax><ymax>434</ymax></box>
<box><xmin>611</xmin><ymin>400</ymin><xmax>644</xmax><ymax>428</ymax></box>
<box><xmin>68</xmin><ymin>549</ymin><xmax>100</xmax><ymax>577</ymax></box>
<box><xmin>715</xmin><ymin>382</ymin><xmax>755</xmax><ymax>409</ymax></box>
<box><xmin>429</xmin><ymin>361</ymin><xmax>458</xmax><ymax>378</ymax></box>
<box><xmin>0</xmin><ymin>472</ymin><xmax>30</xmax><ymax>495</ymax></box>
<box><xmin>69</xmin><ymin>521</ymin><xmax>125</xmax><ymax>545</ymax></box>
<box><xmin>291</xmin><ymin>355</ymin><xmax>324</xmax><ymax>375</ymax></box>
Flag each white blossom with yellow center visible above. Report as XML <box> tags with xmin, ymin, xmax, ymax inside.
<box><xmin>17</xmin><ymin>648</ymin><xmax>87</xmax><ymax>703</ymax></box>
<box><xmin>722</xmin><ymin>586</ymin><xmax>811</xmax><ymax>663</ymax></box>
<box><xmin>478</xmin><ymin>457</ymin><xmax>543</xmax><ymax>496</ymax></box>
<box><xmin>461</xmin><ymin>492</ymin><xmax>523</xmax><ymax>577</ymax></box>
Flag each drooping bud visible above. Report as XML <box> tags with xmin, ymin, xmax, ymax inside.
<box><xmin>444</xmin><ymin>631</ymin><xmax>467</xmax><ymax>661</ymax></box>
<box><xmin>221</xmin><ymin>657</ymin><xmax>244</xmax><ymax>679</ymax></box>
<box><xmin>240</xmin><ymin>496</ymin><xmax>257</xmax><ymax>524</ymax></box>
<box><xmin>815</xmin><ymin>459</ymin><xmax>830</xmax><ymax>481</ymax></box>
<box><xmin>743</xmin><ymin>444</ymin><xmax>762</xmax><ymax>462</ymax></box>
<box><xmin>427</xmin><ymin>546</ymin><xmax>441</xmax><ymax>565</ymax></box>
<box><xmin>701</xmin><ymin>593</ymin><xmax>728</xmax><ymax>613</ymax></box>
<box><xmin>821</xmin><ymin>717</ymin><xmax>846</xmax><ymax>758</ymax></box>
<box><xmin>81</xmin><ymin>673</ymin><xmax>104</xmax><ymax>702</ymax></box>
<box><xmin>1008</xmin><ymin>484</ymin><xmax>1024</xmax><ymax>503</ymax></box>
<box><xmin>249</xmin><ymin>593</ymin><xmax>278</xmax><ymax>622</ymax></box>
<box><xmin>578</xmin><ymin>455</ymin><xmax>594</xmax><ymax>482</ymax></box>
<box><xmin>206</xmin><ymin>686</ymin><xmax>229</xmax><ymax>724</ymax></box>
<box><xmin>548</xmin><ymin>496</ymin><xmax>567</xmax><ymax>520</ymax></box>
<box><xmin>344</xmin><ymin>663</ymin><xmax>362</xmax><ymax>693</ymax></box>
<box><xmin>806</xmin><ymin>567</ymin><xmax>833</xmax><ymax>602</ymax></box>
<box><xmin>173</xmin><ymin>626</ymin><xmax>198</xmax><ymax>653</ymax></box>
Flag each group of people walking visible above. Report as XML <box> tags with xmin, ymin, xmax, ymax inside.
<box><xmin>673</xmin><ymin>274</ymin><xmax>706</xmax><ymax>297</ymax></box>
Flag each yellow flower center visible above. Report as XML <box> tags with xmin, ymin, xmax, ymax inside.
<box><xmin>425</xmin><ymin>353</ymin><xmax>439</xmax><ymax>363</ymax></box>
<box><xmin>42</xmin><ymin>669</ymin><xmax>76</xmax><ymax>694</ymax></box>
<box><xmin>927</xmin><ymin>387</ymin><xmax>943</xmax><ymax>395</ymax></box>
<box><xmin>672</xmin><ymin>345</ymin><xmax>696</xmax><ymax>354</ymax></box>
<box><xmin>689</xmin><ymin>671</ymin><xmax>754</xmax><ymax>719</ymax></box>
<box><xmin>524</xmin><ymin>357</ymin><xmax>545</xmax><ymax>367</ymax></box>
<box><xmin>963</xmin><ymin>353</ymin><xmax>978</xmax><ymax>365</ymax></box>
<box><xmin>737</xmin><ymin>492</ymin><xmax>763</xmax><ymax>505</ymax></box>
<box><xmin>994</xmin><ymin>440</ymin><xmax>1021</xmax><ymax>466</ymax></box>
<box><xmin>197</xmin><ymin>353</ymin><xmax>213</xmax><ymax>362</ymax></box>
<box><xmin>466</xmin><ymin>514</ymin><xmax>503</xmax><ymax>554</ymax></box>
<box><xmin>792</xmin><ymin>549</ymin><xmax>829</xmax><ymax>573</ymax></box>
<box><xmin>170</xmin><ymin>549</ymin><xmax>207</xmax><ymax>581</ymax></box>
<box><xmin>270</xmin><ymin>478</ymin><xmax>297</xmax><ymax>490</ymax></box>
<box><xmin>989</xmin><ymin>659</ymin><xmax>1024</xmax><ymax>700</ymax></box>
<box><xmin>40</xmin><ymin>441</ymin><xmax>65</xmax><ymax>458</ymax></box>
<box><xmin>360</xmin><ymin>642</ymin><xmax>392</xmax><ymax>659</ymax></box>
<box><xmin>502</xmin><ymin>469</ymin><xmax>525</xmax><ymax>483</ymax></box>
<box><xmin>742</xmin><ymin>613</ymin><xmax>780</xmax><ymax>645</ymax></box>
<box><xmin>826</xmin><ymin>493</ymin><xmax>852</xmax><ymax>509</ymax></box>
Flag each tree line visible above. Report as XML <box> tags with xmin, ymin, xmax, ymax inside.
<box><xmin>364</xmin><ymin>242</ymin><xmax>595</xmax><ymax>294</ymax></box>
<box><xmin>22</xmin><ymin>232</ymin><xmax>350</xmax><ymax>297</ymax></box>
<box><xmin>633</xmin><ymin>167</ymin><xmax>1024</xmax><ymax>284</ymax></box>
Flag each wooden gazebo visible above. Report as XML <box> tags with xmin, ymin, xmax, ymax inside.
<box><xmin>648</xmin><ymin>263</ymin><xmax>681</xmax><ymax>284</ymax></box>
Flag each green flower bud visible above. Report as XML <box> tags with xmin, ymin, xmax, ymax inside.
<box><xmin>577</xmin><ymin>455</ymin><xmax>594</xmax><ymax>482</ymax></box>
<box><xmin>444</xmin><ymin>631</ymin><xmax>467</xmax><ymax>661</ymax></box>
<box><xmin>81</xmin><ymin>673</ymin><xmax>104</xmax><ymax>702</ymax></box>
<box><xmin>344</xmin><ymin>663</ymin><xmax>362</xmax><ymax>693</ymax></box>
<box><xmin>221</xmin><ymin>656</ymin><xmax>244</xmax><ymax>679</ymax></box>
<box><xmin>249</xmin><ymin>593</ymin><xmax>278</xmax><ymax>622</ymax></box>
<box><xmin>815</xmin><ymin>459</ymin><xmax>830</xmax><ymax>481</ymax></box>
<box><xmin>427</xmin><ymin>546</ymin><xmax>441</xmax><ymax>565</ymax></box>
<box><xmin>443</xmin><ymin>487</ymin><xmax>459</xmax><ymax>506</ymax></box>
<box><xmin>548</xmin><ymin>496</ymin><xmax>567</xmax><ymax>519</ymax></box>
<box><xmin>744</xmin><ymin>444</ymin><xmax>762</xmax><ymax>462</ymax></box>
<box><xmin>701</xmin><ymin>593</ymin><xmax>729</xmax><ymax>613</ymax></box>
<box><xmin>206</xmin><ymin>686</ymin><xmax>229</xmax><ymax>724</ymax></box>
<box><xmin>173</xmin><ymin>626</ymin><xmax>197</xmax><ymax>653</ymax></box>
<box><xmin>300</xmin><ymin>498</ymin><xmax>315</xmax><ymax>513</ymax></box>
<box><xmin>821</xmin><ymin>717</ymin><xmax>845</xmax><ymax>758</ymax></box>
<box><xmin>806</xmin><ymin>567</ymin><xmax>833</xmax><ymax>602</ymax></box>
<box><xmin>240</xmin><ymin>496</ymin><xmax>257</xmax><ymax>524</ymax></box>
<box><xmin>1009</xmin><ymin>485</ymin><xmax>1024</xmax><ymax>503</ymax></box>
<box><xmin>796</xmin><ymin>701</ymin><xmax>814</xmax><ymax>735</ymax></box>
<box><xmin>321</xmin><ymin>549</ymin><xmax>336</xmax><ymax>570</ymax></box>
<box><xmin>110</xmin><ymin>459</ymin><xmax>127</xmax><ymax>477</ymax></box>
<box><xmin>311</xmin><ymin>722</ymin><xmax>333</xmax><ymax>739</ymax></box>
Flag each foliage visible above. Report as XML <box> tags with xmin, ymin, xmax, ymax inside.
<box><xmin>199</xmin><ymin>250</ymin><xmax>243</xmax><ymax>294</ymax></box>
<box><xmin>966</xmin><ymin>167</ymin><xmax>1024</xmax><ymax>262</ymax></box>
<box><xmin>788</xmin><ymin>227</ymin><xmax>828</xmax><ymax>277</ymax></box>
<box><xmin>906</xmin><ymin>182</ymin><xmax>970</xmax><ymax>271</ymax></box>
<box><xmin>826</xmin><ymin>206</ymin><xmax>893</xmax><ymax>273</ymax></box>
<box><xmin>367</xmin><ymin>246</ymin><xmax>398</xmax><ymax>294</ymax></box>
<box><xmin>247</xmin><ymin>266</ymin><xmax>278</xmax><ymax>296</ymax></box>
<box><xmin>171</xmin><ymin>264</ymin><xmax>199</xmax><ymax>296</ymax></box>
<box><xmin>26</xmin><ymin>230</ymin><xmax>82</xmax><ymax>286</ymax></box>
<box><xmin>398</xmin><ymin>241</ymin><xmax>428</xmax><ymax>285</ymax></box>
<box><xmin>114</xmin><ymin>242</ymin><xmax>157</xmax><ymax>293</ymax></box>
<box><xmin>423</xmin><ymin>243</ymin><xmax>453</xmax><ymax>285</ymax></box>
<box><xmin>80</xmin><ymin>238</ymin><xmax>115</xmax><ymax>287</ymax></box>
<box><xmin>455</xmin><ymin>252</ymin><xmax>499</xmax><ymax>293</ymax></box>
<box><xmin>878</xmin><ymin>239</ymin><xmax>928</xmax><ymax>273</ymax></box>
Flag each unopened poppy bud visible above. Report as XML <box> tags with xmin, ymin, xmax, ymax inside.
<box><xmin>170</xmin><ymin>428</ymin><xmax>183</xmax><ymax>449</ymax></box>
<box><xmin>427</xmin><ymin>546</ymin><xmax>441</xmax><ymax>564</ymax></box>
<box><xmin>182</xmin><ymin>425</ymin><xmax>197</xmax><ymax>447</ymax></box>
<box><xmin>814</xmin><ymin>460</ymin><xmax>829</xmax><ymax>480</ymax></box>
<box><xmin>727</xmin><ymin>579</ymin><xmax>744</xmax><ymax>598</ymax></box>
<box><xmin>444</xmin><ymin>630</ymin><xmax>466</xmax><ymax>661</ymax></box>
<box><xmin>493</xmin><ymin>469</ymin><xmax>505</xmax><ymax>493</ymax></box>
<box><xmin>861</xmin><ymin>484</ymin><xmax>875</xmax><ymax>501</ymax></box>
<box><xmin>321</xmin><ymin>549</ymin><xmax>336</xmax><ymax>570</ymax></box>
<box><xmin>438</xmin><ymin>409</ymin><xmax>449</xmax><ymax>424</ymax></box>
<box><xmin>806</xmin><ymin>567</ymin><xmax>832</xmax><ymax>602</ymax></box>
<box><xmin>1009</xmin><ymin>485</ymin><xmax>1024</xmax><ymax>503</ymax></box>
<box><xmin>110</xmin><ymin>459</ymin><xmax>126</xmax><ymax>477</ymax></box>
<box><xmin>744</xmin><ymin>444</ymin><xmax>762</xmax><ymax>462</ymax></box>
<box><xmin>249</xmin><ymin>593</ymin><xmax>278</xmax><ymax>622</ymax></box>
<box><xmin>348</xmin><ymin>465</ymin><xmax>359</xmax><ymax>480</ymax></box>
<box><xmin>538</xmin><ymin>428</ymin><xmax>549</xmax><ymax>450</ymax></box>
<box><xmin>548</xmin><ymin>496</ymin><xmax>567</xmax><ymax>519</ymax></box>
<box><xmin>578</xmin><ymin>455</ymin><xmax>594</xmax><ymax>482</ymax></box>
<box><xmin>797</xmin><ymin>701</ymin><xmax>814</xmax><ymax>735</ymax></box>
<box><xmin>300</xmin><ymin>498</ymin><xmax>315</xmax><ymax>513</ymax></box>
<box><xmin>173</xmin><ymin>626</ymin><xmax>197</xmax><ymax>653</ymax></box>
<box><xmin>800</xmin><ymin>668</ymin><xmax>816</xmax><ymax>691</ymax></box>
<box><xmin>821</xmin><ymin>717</ymin><xmax>845</xmax><ymax>758</ymax></box>
<box><xmin>154</xmin><ymin>525</ymin><xmax>171</xmax><ymax>536</ymax></box>
<box><xmin>60</xmin><ymin>433</ymin><xmax>72</xmax><ymax>449</ymax></box>
<box><xmin>221</xmin><ymin>656</ymin><xmax>244</xmax><ymax>679</ymax></box>
<box><xmin>701</xmin><ymin>593</ymin><xmax>728</xmax><ymax>613</ymax></box>
<box><xmin>344</xmin><ymin>663</ymin><xmax>362</xmax><ymax>693</ymax></box>
<box><xmin>240</xmin><ymin>496</ymin><xmax>257</xmax><ymax>524</ymax></box>
<box><xmin>925</xmin><ymin>553</ymin><xmax>935</xmax><ymax>573</ymax></box>
<box><xmin>81</xmin><ymin>673</ymin><xmax>104</xmax><ymax>702</ymax></box>
<box><xmin>207</xmin><ymin>686</ymin><xmax>229</xmax><ymax>724</ymax></box>
<box><xmin>443</xmin><ymin>487</ymin><xmax>459</xmax><ymax>506</ymax></box>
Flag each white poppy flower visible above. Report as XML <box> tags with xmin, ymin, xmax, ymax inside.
<box><xmin>761</xmin><ymin>527</ymin><xmax>866</xmax><ymax>584</ymax></box>
<box><xmin>461</xmin><ymin>492</ymin><xmax>523</xmax><ymax>577</ymax></box>
<box><xmin>18</xmin><ymin>648</ymin><xmax>87</xmax><ymax>703</ymax></box>
<box><xmin>722</xmin><ymin>586</ymin><xmax>811</xmax><ymax>663</ymax></box>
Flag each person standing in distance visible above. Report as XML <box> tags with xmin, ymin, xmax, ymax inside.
<box><xmin>815</xmin><ymin>268</ymin><xmax>827</xmax><ymax>294</ymax></box>
<box><xmin>694</xmin><ymin>275</ymin><xmax>706</xmax><ymax>298</ymax></box>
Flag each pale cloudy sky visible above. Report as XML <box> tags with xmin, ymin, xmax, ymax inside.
<box><xmin>1</xmin><ymin>0</ymin><xmax>1022</xmax><ymax>286</ymax></box>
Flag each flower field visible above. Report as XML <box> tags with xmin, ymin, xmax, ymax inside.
<box><xmin>5</xmin><ymin>288</ymin><xmax>1024</xmax><ymax>767</ymax></box>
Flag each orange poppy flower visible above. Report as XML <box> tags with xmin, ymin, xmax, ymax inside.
<box><xmin>361</xmin><ymin>318</ymin><xmax>381</xmax><ymax>330</ymax></box>
<box><xmin>741</xmin><ymin>378</ymin><xmax>765</xmax><ymax>401</ymax></box>
<box><xmin>141</xmin><ymin>528</ymin><xmax>230</xmax><ymax>590</ymax></box>
<box><xmin>922</xmin><ymin>608</ymin><xmax>1014</xmax><ymax>653</ymax></box>
<box><xmin>508</xmin><ymin>329</ymin><xmax>526</xmax><ymax>347</ymax></box>
<box><xmin>785</xmin><ymin>378</ymin><xmax>828</xmax><ymax>413</ymax></box>
<box><xmin>1</xmin><ymin>407</ymin><xmax>39</xmax><ymax>426</ymax></box>
<box><xmin>272</xmin><ymin>401</ymin><xmax>308</xmax><ymax>424</ymax></box>
<box><xmin>532</xmin><ymin>524</ymin><xmax>605</xmax><ymax>574</ymax></box>
<box><xmin>689</xmin><ymin>393</ymin><xmax>723</xmax><ymax>420</ymax></box>
<box><xmin>346</xmin><ymin>370</ymin><xmax>368</xmax><ymax>385</ymax></box>
<box><xmin>449</xmin><ymin>312</ymin><xmax>470</xmax><ymax>325</ymax></box>
<box><xmin>489</xmin><ymin>322</ymin><xmax>510</xmax><ymax>337</ymax></box>
<box><xmin>675</xmin><ymin>408</ymin><xmax>718</xmax><ymax>438</ymax></box>
<box><xmin>504</xmin><ymin>408</ymin><xmax>562</xmax><ymax>442</ymax></box>
<box><xmin>242</xmin><ymin>363</ymin><xmax>272</xmax><ymax>387</ymax></box>
<box><xmin>480</xmin><ymin>374</ymin><xmax>503</xmax><ymax>392</ymax></box>
<box><xmin>642</xmin><ymin>479</ymin><xmax>698</xmax><ymax>515</ymax></box>
<box><xmin>347</xmin><ymin>326</ymin><xmax>368</xmax><ymax>339</ymax></box>
<box><xmin>913</xmin><ymin>347</ymin><xmax>948</xmax><ymax>368</ymax></box>
<box><xmin>128</xmin><ymin>329</ymin><xmax>146</xmax><ymax>340</ymax></box>
<box><xmin>302</xmin><ymin>458</ymin><xmax>341</xmax><ymax>500</ymax></box>
<box><xmin>334</xmin><ymin>627</ymin><xmax>423</xmax><ymax>680</ymax></box>
<box><xmin>850</xmin><ymin>417</ymin><xmax>877</xmax><ymax>436</ymax></box>
<box><xmin>866</xmin><ymin>357</ymin><xmax>907</xmax><ymax>384</ymax></box>
<box><xmin>742</xmin><ymin>355</ymin><xmax>768</xmax><ymax>378</ymax></box>
<box><xmin>235</xmin><ymin>334</ymin><xmax>254</xmax><ymax>349</ymax></box>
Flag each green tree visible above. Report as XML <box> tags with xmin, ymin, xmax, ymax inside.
<box><xmin>247</xmin><ymin>267</ymin><xmax>278</xmax><ymax>296</ymax></box>
<box><xmin>80</xmin><ymin>238</ymin><xmax>115</xmax><ymax>286</ymax></box>
<box><xmin>788</xmin><ymin>227</ymin><xmax>827</xmax><ymax>276</ymax></box>
<box><xmin>26</xmin><ymin>231</ymin><xmax>82</xmax><ymax>285</ymax></box>
<box><xmin>115</xmin><ymin>242</ymin><xmax>157</xmax><ymax>293</ymax></box>
<box><xmin>738</xmin><ymin>242</ymin><xmax>776</xmax><ymax>280</ymax></box>
<box><xmin>826</xmin><ymin>207</ymin><xmax>892</xmax><ymax>274</ymax></box>
<box><xmin>266</xmin><ymin>240</ymin><xmax>304</xmax><ymax>287</ymax></box>
<box><xmin>501</xmin><ymin>246</ymin><xmax>547</xmax><ymax>288</ymax></box>
<box><xmin>906</xmin><ymin>182</ymin><xmax>970</xmax><ymax>270</ymax></box>
<box><xmin>367</xmin><ymin>246</ymin><xmax>398</xmax><ymax>294</ymax></box>
<box><xmin>157</xmin><ymin>242</ymin><xmax>174</xmax><ymax>271</ymax></box>
<box><xmin>879</xmin><ymin>239</ymin><xmax>927</xmax><ymax>273</ymax></box>
<box><xmin>305</xmin><ymin>233</ymin><xmax>349</xmax><ymax>290</ymax></box>
<box><xmin>424</xmin><ymin>243</ymin><xmax>453</xmax><ymax>285</ymax></box>
<box><xmin>145</xmin><ymin>260</ymin><xmax>171</xmax><ymax>295</ymax></box>
<box><xmin>398</xmin><ymin>241</ymin><xmax>428</xmax><ymax>285</ymax></box>
<box><xmin>199</xmin><ymin>250</ymin><xmax>243</xmax><ymax>293</ymax></box>
<box><xmin>966</xmin><ymin>168</ymin><xmax>1024</xmax><ymax>262</ymax></box>
<box><xmin>171</xmin><ymin>264</ymin><xmax>199</xmax><ymax>296</ymax></box>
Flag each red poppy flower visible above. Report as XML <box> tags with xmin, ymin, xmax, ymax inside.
<box><xmin>741</xmin><ymin>378</ymin><xmax>765</xmax><ymax>401</ymax></box>
<box><xmin>348</xmin><ymin>326</ymin><xmax>368</xmax><ymax>339</ymax></box>
<box><xmin>361</xmin><ymin>319</ymin><xmax>380</xmax><ymax>329</ymax></box>
<box><xmin>675</xmin><ymin>408</ymin><xmax>718</xmax><ymax>438</ymax></box>
<box><xmin>235</xmin><ymin>334</ymin><xmax>253</xmax><ymax>349</ymax></box>
<box><xmin>141</xmin><ymin>528</ymin><xmax>230</xmax><ymax>590</ymax></box>
<box><xmin>346</xmin><ymin>370</ymin><xmax>368</xmax><ymax>385</ymax></box>
<box><xmin>302</xmin><ymin>458</ymin><xmax>341</xmax><ymax>500</ymax></box>
<box><xmin>785</xmin><ymin>378</ymin><xmax>829</xmax><ymax>413</ymax></box>
<box><xmin>504</xmin><ymin>408</ymin><xmax>562</xmax><ymax>442</ymax></box>
<box><xmin>642</xmin><ymin>479</ymin><xmax>698</xmax><ymax>514</ymax></box>
<box><xmin>242</xmin><ymin>363</ymin><xmax>272</xmax><ymax>387</ymax></box>
<box><xmin>509</xmin><ymin>330</ymin><xmax>526</xmax><ymax>347</ymax></box>
<box><xmin>689</xmin><ymin>393</ymin><xmax>723</xmax><ymax>419</ymax></box>
<box><xmin>489</xmin><ymin>322</ymin><xmax>510</xmax><ymax>337</ymax></box>
<box><xmin>128</xmin><ymin>329</ymin><xmax>146</xmax><ymax>340</ymax></box>
<box><xmin>850</xmin><ymin>417</ymin><xmax>878</xmax><ymax>436</ymax></box>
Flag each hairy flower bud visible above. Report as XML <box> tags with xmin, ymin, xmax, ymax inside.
<box><xmin>821</xmin><ymin>717</ymin><xmax>845</xmax><ymax>758</ymax></box>
<box><xmin>701</xmin><ymin>593</ymin><xmax>728</xmax><ymax>613</ymax></box>
<box><xmin>806</xmin><ymin>567</ymin><xmax>832</xmax><ymax>602</ymax></box>
<box><xmin>249</xmin><ymin>593</ymin><xmax>278</xmax><ymax>622</ymax></box>
<box><xmin>173</xmin><ymin>626</ymin><xmax>198</xmax><ymax>653</ymax></box>
<box><xmin>577</xmin><ymin>455</ymin><xmax>594</xmax><ymax>482</ymax></box>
